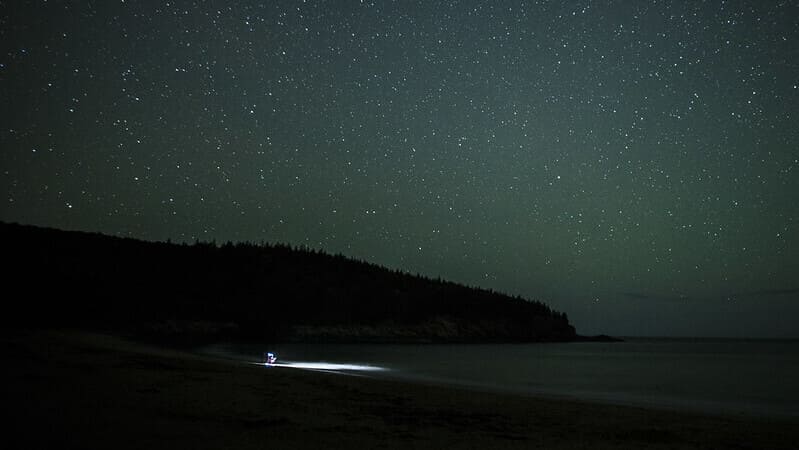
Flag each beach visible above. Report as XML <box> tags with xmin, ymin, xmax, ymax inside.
<box><xmin>3</xmin><ymin>330</ymin><xmax>797</xmax><ymax>449</ymax></box>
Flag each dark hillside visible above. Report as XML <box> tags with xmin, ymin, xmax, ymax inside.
<box><xmin>2</xmin><ymin>222</ymin><xmax>576</xmax><ymax>343</ymax></box>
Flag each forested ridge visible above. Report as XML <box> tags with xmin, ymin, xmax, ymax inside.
<box><xmin>3</xmin><ymin>222</ymin><xmax>576</xmax><ymax>343</ymax></box>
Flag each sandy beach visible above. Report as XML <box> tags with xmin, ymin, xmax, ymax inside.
<box><xmin>3</xmin><ymin>330</ymin><xmax>797</xmax><ymax>449</ymax></box>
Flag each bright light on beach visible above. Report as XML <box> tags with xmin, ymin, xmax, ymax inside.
<box><xmin>255</xmin><ymin>361</ymin><xmax>387</xmax><ymax>372</ymax></box>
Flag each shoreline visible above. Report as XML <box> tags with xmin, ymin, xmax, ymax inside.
<box><xmin>374</xmin><ymin>371</ymin><xmax>799</xmax><ymax>423</ymax></box>
<box><xmin>203</xmin><ymin>339</ymin><xmax>799</xmax><ymax>422</ymax></box>
<box><xmin>3</xmin><ymin>329</ymin><xmax>798</xmax><ymax>449</ymax></box>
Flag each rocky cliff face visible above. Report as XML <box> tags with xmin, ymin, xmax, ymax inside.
<box><xmin>291</xmin><ymin>316</ymin><xmax>576</xmax><ymax>343</ymax></box>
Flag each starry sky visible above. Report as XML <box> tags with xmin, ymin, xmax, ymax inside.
<box><xmin>2</xmin><ymin>1</ymin><xmax>798</xmax><ymax>337</ymax></box>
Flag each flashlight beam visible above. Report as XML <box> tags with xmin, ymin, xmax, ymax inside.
<box><xmin>253</xmin><ymin>361</ymin><xmax>387</xmax><ymax>372</ymax></box>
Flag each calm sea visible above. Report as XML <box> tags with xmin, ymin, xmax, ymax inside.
<box><xmin>202</xmin><ymin>339</ymin><xmax>799</xmax><ymax>419</ymax></box>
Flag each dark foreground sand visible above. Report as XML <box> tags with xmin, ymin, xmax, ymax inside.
<box><xmin>2</xmin><ymin>330</ymin><xmax>797</xmax><ymax>449</ymax></box>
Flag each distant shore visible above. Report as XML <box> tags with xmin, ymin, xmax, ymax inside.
<box><xmin>3</xmin><ymin>330</ymin><xmax>797</xmax><ymax>449</ymax></box>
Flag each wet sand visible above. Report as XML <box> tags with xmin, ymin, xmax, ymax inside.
<box><xmin>3</xmin><ymin>330</ymin><xmax>797</xmax><ymax>449</ymax></box>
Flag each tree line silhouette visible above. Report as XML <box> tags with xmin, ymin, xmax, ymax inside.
<box><xmin>2</xmin><ymin>222</ymin><xmax>576</xmax><ymax>343</ymax></box>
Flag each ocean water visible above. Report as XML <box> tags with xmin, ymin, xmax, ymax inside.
<box><xmin>202</xmin><ymin>339</ymin><xmax>799</xmax><ymax>419</ymax></box>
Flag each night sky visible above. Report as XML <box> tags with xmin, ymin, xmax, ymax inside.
<box><xmin>2</xmin><ymin>1</ymin><xmax>798</xmax><ymax>337</ymax></box>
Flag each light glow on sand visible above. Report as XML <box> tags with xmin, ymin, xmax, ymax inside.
<box><xmin>255</xmin><ymin>361</ymin><xmax>387</xmax><ymax>372</ymax></box>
